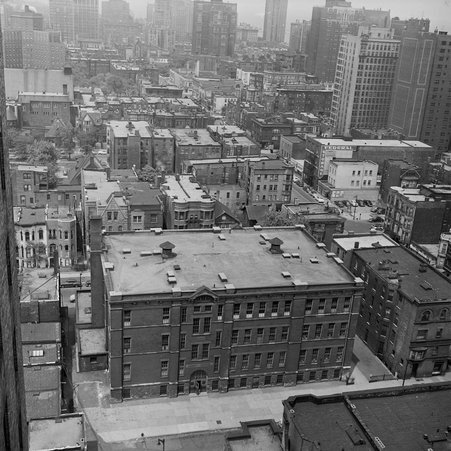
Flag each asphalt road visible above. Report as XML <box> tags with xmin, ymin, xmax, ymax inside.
<box><xmin>291</xmin><ymin>184</ymin><xmax>317</xmax><ymax>203</ymax></box>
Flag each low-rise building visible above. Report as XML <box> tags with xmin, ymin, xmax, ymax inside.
<box><xmin>100</xmin><ymin>226</ymin><xmax>364</xmax><ymax>400</ymax></box>
<box><xmin>350</xmin><ymin>246</ymin><xmax>451</xmax><ymax>378</ymax></box>
<box><xmin>160</xmin><ymin>175</ymin><xmax>215</xmax><ymax>229</ymax></box>
<box><xmin>318</xmin><ymin>159</ymin><xmax>379</xmax><ymax>202</ymax></box>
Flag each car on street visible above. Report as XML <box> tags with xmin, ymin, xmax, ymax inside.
<box><xmin>342</xmin><ymin>200</ymin><xmax>351</xmax><ymax>207</ymax></box>
<box><xmin>364</xmin><ymin>200</ymin><xmax>373</xmax><ymax>207</ymax></box>
<box><xmin>369</xmin><ymin>216</ymin><xmax>384</xmax><ymax>222</ymax></box>
<box><xmin>85</xmin><ymin>280</ymin><xmax>91</xmax><ymax>287</ymax></box>
<box><xmin>356</xmin><ymin>199</ymin><xmax>365</xmax><ymax>207</ymax></box>
<box><xmin>370</xmin><ymin>226</ymin><xmax>384</xmax><ymax>232</ymax></box>
<box><xmin>335</xmin><ymin>201</ymin><xmax>345</xmax><ymax>208</ymax></box>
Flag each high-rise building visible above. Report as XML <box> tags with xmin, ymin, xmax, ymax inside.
<box><xmin>331</xmin><ymin>27</ymin><xmax>400</xmax><ymax>136</ymax></box>
<box><xmin>49</xmin><ymin>0</ymin><xmax>99</xmax><ymax>42</ymax></box>
<box><xmin>263</xmin><ymin>0</ymin><xmax>288</xmax><ymax>43</ymax></box>
<box><xmin>9</xmin><ymin>5</ymin><xmax>44</xmax><ymax>31</ymax></box>
<box><xmin>307</xmin><ymin>1</ymin><xmax>390</xmax><ymax>82</ymax></box>
<box><xmin>0</xmin><ymin>24</ymin><xmax>29</xmax><ymax>451</ymax></box>
<box><xmin>288</xmin><ymin>20</ymin><xmax>310</xmax><ymax>53</ymax></box>
<box><xmin>101</xmin><ymin>0</ymin><xmax>138</xmax><ymax>44</ymax></box>
<box><xmin>192</xmin><ymin>0</ymin><xmax>237</xmax><ymax>57</ymax></box>
<box><xmin>389</xmin><ymin>31</ymin><xmax>451</xmax><ymax>152</ymax></box>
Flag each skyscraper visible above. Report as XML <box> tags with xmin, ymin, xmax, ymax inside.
<box><xmin>289</xmin><ymin>20</ymin><xmax>310</xmax><ymax>53</ymax></box>
<box><xmin>331</xmin><ymin>27</ymin><xmax>400</xmax><ymax>135</ymax></box>
<box><xmin>307</xmin><ymin>1</ymin><xmax>390</xmax><ymax>82</ymax></box>
<box><xmin>49</xmin><ymin>0</ymin><xmax>99</xmax><ymax>42</ymax></box>
<box><xmin>389</xmin><ymin>30</ymin><xmax>451</xmax><ymax>151</ymax></box>
<box><xmin>0</xmin><ymin>23</ymin><xmax>28</xmax><ymax>451</ymax></box>
<box><xmin>192</xmin><ymin>0</ymin><xmax>237</xmax><ymax>57</ymax></box>
<box><xmin>263</xmin><ymin>0</ymin><xmax>288</xmax><ymax>43</ymax></box>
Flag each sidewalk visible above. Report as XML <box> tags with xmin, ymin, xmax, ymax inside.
<box><xmin>75</xmin><ymin>365</ymin><xmax>451</xmax><ymax>446</ymax></box>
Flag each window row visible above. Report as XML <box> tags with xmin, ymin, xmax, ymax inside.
<box><xmin>298</xmin><ymin>346</ymin><xmax>344</xmax><ymax>366</ymax></box>
<box><xmin>231</xmin><ymin>326</ymin><xmax>289</xmax><ymax>345</ymax></box>
<box><xmin>230</xmin><ymin>351</ymin><xmax>287</xmax><ymax>370</ymax></box>
<box><xmin>302</xmin><ymin>322</ymin><xmax>348</xmax><ymax>340</ymax></box>
<box><xmin>305</xmin><ymin>297</ymin><xmax>351</xmax><ymax>315</ymax></box>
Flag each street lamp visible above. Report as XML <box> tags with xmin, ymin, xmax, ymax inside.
<box><xmin>79</xmin><ymin>272</ymin><xmax>83</xmax><ymax>287</ymax></box>
<box><xmin>158</xmin><ymin>438</ymin><xmax>165</xmax><ymax>451</ymax></box>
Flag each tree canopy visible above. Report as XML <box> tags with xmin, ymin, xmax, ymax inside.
<box><xmin>260</xmin><ymin>208</ymin><xmax>298</xmax><ymax>227</ymax></box>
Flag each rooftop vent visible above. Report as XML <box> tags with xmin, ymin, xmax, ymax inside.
<box><xmin>291</xmin><ymin>253</ymin><xmax>300</xmax><ymax>258</ymax></box>
<box><xmin>253</xmin><ymin>225</ymin><xmax>262</xmax><ymax>231</ymax></box>
<box><xmin>160</xmin><ymin>241</ymin><xmax>176</xmax><ymax>259</ymax></box>
<box><xmin>269</xmin><ymin>237</ymin><xmax>284</xmax><ymax>254</ymax></box>
<box><xmin>326</xmin><ymin>252</ymin><xmax>335</xmax><ymax>258</ymax></box>
<box><xmin>218</xmin><ymin>234</ymin><xmax>226</xmax><ymax>241</ymax></box>
<box><xmin>173</xmin><ymin>264</ymin><xmax>181</xmax><ymax>270</ymax></box>
<box><xmin>282</xmin><ymin>253</ymin><xmax>291</xmax><ymax>258</ymax></box>
<box><xmin>316</xmin><ymin>243</ymin><xmax>326</xmax><ymax>248</ymax></box>
<box><xmin>310</xmin><ymin>257</ymin><xmax>319</xmax><ymax>264</ymax></box>
<box><xmin>122</xmin><ymin>248</ymin><xmax>131</xmax><ymax>255</ymax></box>
<box><xmin>140</xmin><ymin>251</ymin><xmax>152</xmax><ymax>257</ymax></box>
<box><xmin>104</xmin><ymin>262</ymin><xmax>114</xmax><ymax>270</ymax></box>
<box><xmin>218</xmin><ymin>273</ymin><xmax>228</xmax><ymax>282</ymax></box>
<box><xmin>420</xmin><ymin>281</ymin><xmax>432</xmax><ymax>290</ymax></box>
<box><xmin>281</xmin><ymin>271</ymin><xmax>291</xmax><ymax>278</ymax></box>
<box><xmin>419</xmin><ymin>263</ymin><xmax>428</xmax><ymax>273</ymax></box>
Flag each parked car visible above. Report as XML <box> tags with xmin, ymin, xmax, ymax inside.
<box><xmin>60</xmin><ymin>279</ymin><xmax>81</xmax><ymax>288</ymax></box>
<box><xmin>364</xmin><ymin>200</ymin><xmax>373</xmax><ymax>207</ymax></box>
<box><xmin>356</xmin><ymin>199</ymin><xmax>366</xmax><ymax>207</ymax></box>
<box><xmin>369</xmin><ymin>216</ymin><xmax>384</xmax><ymax>223</ymax></box>
<box><xmin>85</xmin><ymin>280</ymin><xmax>91</xmax><ymax>287</ymax></box>
<box><xmin>370</xmin><ymin>226</ymin><xmax>384</xmax><ymax>232</ymax></box>
<box><xmin>336</xmin><ymin>201</ymin><xmax>345</xmax><ymax>208</ymax></box>
<box><xmin>342</xmin><ymin>200</ymin><xmax>351</xmax><ymax>207</ymax></box>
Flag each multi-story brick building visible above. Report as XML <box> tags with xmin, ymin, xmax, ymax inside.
<box><xmin>0</xmin><ymin>24</ymin><xmax>29</xmax><ymax>446</ymax></box>
<box><xmin>11</xmin><ymin>164</ymin><xmax>49</xmax><ymax>207</ymax></box>
<box><xmin>100</xmin><ymin>226</ymin><xmax>364</xmax><ymax>400</ymax></box>
<box><xmin>151</xmin><ymin>129</ymin><xmax>175</xmax><ymax>173</ymax></box>
<box><xmin>379</xmin><ymin>160</ymin><xmax>421</xmax><ymax>203</ymax></box>
<box><xmin>350</xmin><ymin>246</ymin><xmax>451</xmax><ymax>379</ymax></box>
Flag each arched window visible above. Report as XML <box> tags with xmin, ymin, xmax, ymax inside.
<box><xmin>439</xmin><ymin>309</ymin><xmax>448</xmax><ymax>321</ymax></box>
<box><xmin>420</xmin><ymin>310</ymin><xmax>431</xmax><ymax>322</ymax></box>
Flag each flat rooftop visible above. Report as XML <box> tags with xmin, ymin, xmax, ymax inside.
<box><xmin>76</xmin><ymin>290</ymin><xmax>92</xmax><ymax>325</ymax></box>
<box><xmin>312</xmin><ymin>138</ymin><xmax>432</xmax><ymax>149</ymax></box>
<box><xmin>333</xmin><ymin>234</ymin><xmax>398</xmax><ymax>251</ymax></box>
<box><xmin>191</xmin><ymin>156</ymin><xmax>268</xmax><ymax>165</ymax></box>
<box><xmin>102</xmin><ymin>227</ymin><xmax>358</xmax><ymax>296</ymax></box>
<box><xmin>354</xmin><ymin>247</ymin><xmax>451</xmax><ymax>303</ymax></box>
<box><xmin>172</xmin><ymin>129</ymin><xmax>221</xmax><ymax>147</ymax></box>
<box><xmin>152</xmin><ymin>128</ymin><xmax>173</xmax><ymax>139</ymax></box>
<box><xmin>29</xmin><ymin>415</ymin><xmax>85</xmax><ymax>451</ymax></box>
<box><xmin>390</xmin><ymin>186</ymin><xmax>427</xmax><ymax>201</ymax></box>
<box><xmin>161</xmin><ymin>175</ymin><xmax>214</xmax><ymax>203</ymax></box>
<box><xmin>286</xmin><ymin>386</ymin><xmax>451</xmax><ymax>451</ymax></box>
<box><xmin>21</xmin><ymin>322</ymin><xmax>61</xmax><ymax>344</ymax></box>
<box><xmin>83</xmin><ymin>170</ymin><xmax>116</xmax><ymax>206</ymax></box>
<box><xmin>207</xmin><ymin>125</ymin><xmax>246</xmax><ymax>137</ymax></box>
<box><xmin>109</xmin><ymin>120</ymin><xmax>151</xmax><ymax>138</ymax></box>
<box><xmin>23</xmin><ymin>343</ymin><xmax>60</xmax><ymax>366</ymax></box>
<box><xmin>78</xmin><ymin>328</ymin><xmax>106</xmax><ymax>355</ymax></box>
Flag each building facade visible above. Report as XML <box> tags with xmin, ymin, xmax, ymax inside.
<box><xmin>100</xmin><ymin>227</ymin><xmax>364</xmax><ymax>400</ymax></box>
<box><xmin>263</xmin><ymin>0</ymin><xmax>288</xmax><ymax>44</ymax></box>
<box><xmin>288</xmin><ymin>20</ymin><xmax>310</xmax><ymax>53</ymax></box>
<box><xmin>192</xmin><ymin>0</ymin><xmax>237</xmax><ymax>57</ymax></box>
<box><xmin>0</xmin><ymin>24</ymin><xmax>29</xmax><ymax>448</ymax></box>
<box><xmin>331</xmin><ymin>27</ymin><xmax>400</xmax><ymax>136</ymax></box>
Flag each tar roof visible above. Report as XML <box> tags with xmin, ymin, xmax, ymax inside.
<box><xmin>29</xmin><ymin>415</ymin><xmax>84</xmax><ymax>451</ymax></box>
<box><xmin>21</xmin><ymin>322</ymin><xmax>61</xmax><ymax>343</ymax></box>
<box><xmin>24</xmin><ymin>366</ymin><xmax>60</xmax><ymax>392</ymax></box>
<box><xmin>354</xmin><ymin>247</ymin><xmax>451</xmax><ymax>302</ymax></box>
<box><xmin>23</xmin><ymin>343</ymin><xmax>59</xmax><ymax>366</ymax></box>
<box><xmin>78</xmin><ymin>328</ymin><xmax>106</xmax><ymax>355</ymax></box>
<box><xmin>161</xmin><ymin>175</ymin><xmax>213</xmax><ymax>203</ymax></box>
<box><xmin>76</xmin><ymin>291</ymin><xmax>92</xmax><ymax>325</ymax></box>
<box><xmin>14</xmin><ymin>207</ymin><xmax>46</xmax><ymax>226</ymax></box>
<box><xmin>83</xmin><ymin>170</ymin><xmax>116</xmax><ymax>206</ymax></box>
<box><xmin>313</xmin><ymin>138</ymin><xmax>431</xmax><ymax>148</ymax></box>
<box><xmin>333</xmin><ymin>234</ymin><xmax>398</xmax><ymax>251</ymax></box>
<box><xmin>119</xmin><ymin>182</ymin><xmax>161</xmax><ymax>206</ymax></box>
<box><xmin>109</xmin><ymin>121</ymin><xmax>151</xmax><ymax>138</ymax></box>
<box><xmin>103</xmin><ymin>227</ymin><xmax>357</xmax><ymax>295</ymax></box>
<box><xmin>172</xmin><ymin>128</ymin><xmax>221</xmax><ymax>146</ymax></box>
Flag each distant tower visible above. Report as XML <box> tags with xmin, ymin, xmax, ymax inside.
<box><xmin>263</xmin><ymin>0</ymin><xmax>288</xmax><ymax>43</ymax></box>
<box><xmin>0</xmin><ymin>21</ymin><xmax>29</xmax><ymax>451</ymax></box>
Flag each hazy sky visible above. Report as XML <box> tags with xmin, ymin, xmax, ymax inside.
<box><xmin>131</xmin><ymin>0</ymin><xmax>451</xmax><ymax>32</ymax></box>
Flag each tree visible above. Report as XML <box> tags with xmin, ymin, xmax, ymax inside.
<box><xmin>260</xmin><ymin>208</ymin><xmax>298</xmax><ymax>227</ymax></box>
<box><xmin>26</xmin><ymin>141</ymin><xmax>60</xmax><ymax>188</ymax></box>
<box><xmin>137</xmin><ymin>165</ymin><xmax>158</xmax><ymax>184</ymax></box>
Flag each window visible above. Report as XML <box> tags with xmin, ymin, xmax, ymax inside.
<box><xmin>193</xmin><ymin>318</ymin><xmax>200</xmax><ymax>334</ymax></box>
<box><xmin>305</xmin><ymin>299</ymin><xmax>313</xmax><ymax>314</ymax></box>
<box><xmin>324</xmin><ymin>347</ymin><xmax>331</xmax><ymax>363</ymax></box>
<box><xmin>123</xmin><ymin>310</ymin><xmax>131</xmax><ymax>327</ymax></box>
<box><xmin>327</xmin><ymin>323</ymin><xmax>334</xmax><ymax>338</ymax></box>
<box><xmin>284</xmin><ymin>301</ymin><xmax>292</xmax><ymax>315</ymax></box>
<box><xmin>256</xmin><ymin>328</ymin><xmax>264</xmax><ymax>343</ymax></box>
<box><xmin>241</xmin><ymin>354</ymin><xmax>249</xmax><ymax>370</ymax></box>
<box><xmin>266</xmin><ymin>352</ymin><xmax>274</xmax><ymax>368</ymax></box>
<box><xmin>179</xmin><ymin>360</ymin><xmax>185</xmax><ymax>376</ymax></box>
<box><xmin>162</xmin><ymin>307</ymin><xmax>170</xmax><ymax>324</ymax></box>
<box><xmin>191</xmin><ymin>344</ymin><xmax>199</xmax><ymax>360</ymax></box>
<box><xmin>271</xmin><ymin>301</ymin><xmax>279</xmax><ymax>316</ymax></box>
<box><xmin>339</xmin><ymin>323</ymin><xmax>347</xmax><ymax>338</ymax></box>
<box><xmin>258</xmin><ymin>302</ymin><xmax>266</xmax><ymax>316</ymax></box>
<box><xmin>215</xmin><ymin>331</ymin><xmax>222</xmax><ymax>347</ymax></box>
<box><xmin>201</xmin><ymin>344</ymin><xmax>209</xmax><ymax>359</ymax></box>
<box><xmin>243</xmin><ymin>329</ymin><xmax>251</xmax><ymax>344</ymax></box>
<box><xmin>230</xmin><ymin>355</ymin><xmax>237</xmax><ymax>370</ymax></box>
<box><xmin>113</xmin><ymin>211</ymin><xmax>118</xmax><ymax>220</ymax></box>
<box><xmin>318</xmin><ymin>299</ymin><xmax>325</xmax><ymax>314</ymax></box>
<box><xmin>246</xmin><ymin>303</ymin><xmax>254</xmax><ymax>317</ymax></box>
<box><xmin>161</xmin><ymin>360</ymin><xmax>169</xmax><ymax>377</ymax></box>
<box><xmin>180</xmin><ymin>333</ymin><xmax>186</xmax><ymax>350</ymax></box>
<box><xmin>123</xmin><ymin>364</ymin><xmax>131</xmax><ymax>381</ymax></box>
<box><xmin>240</xmin><ymin>377</ymin><xmax>247</xmax><ymax>388</ymax></box>
<box><xmin>181</xmin><ymin>307</ymin><xmax>187</xmax><ymax>323</ymax></box>
<box><xmin>281</xmin><ymin>326</ymin><xmax>289</xmax><ymax>341</ymax></box>
<box><xmin>336</xmin><ymin>346</ymin><xmax>344</xmax><ymax>362</ymax></box>
<box><xmin>264</xmin><ymin>375</ymin><xmax>272</xmax><ymax>385</ymax></box>
<box><xmin>311</xmin><ymin>349</ymin><xmax>319</xmax><ymax>363</ymax></box>
<box><xmin>194</xmin><ymin>306</ymin><xmax>201</xmax><ymax>313</ymax></box>
<box><xmin>333</xmin><ymin>369</ymin><xmax>341</xmax><ymax>379</ymax></box>
<box><xmin>439</xmin><ymin>309</ymin><xmax>448</xmax><ymax>321</ymax></box>
<box><xmin>321</xmin><ymin>370</ymin><xmax>328</xmax><ymax>380</ymax></box>
<box><xmin>214</xmin><ymin>356</ymin><xmax>220</xmax><ymax>372</ymax></box>
<box><xmin>254</xmin><ymin>353</ymin><xmax>262</xmax><ymax>368</ymax></box>
<box><xmin>231</xmin><ymin>330</ymin><xmax>238</xmax><ymax>344</ymax></box>
<box><xmin>123</xmin><ymin>337</ymin><xmax>131</xmax><ymax>353</ymax></box>
<box><xmin>297</xmin><ymin>372</ymin><xmax>304</xmax><ymax>383</ymax></box>
<box><xmin>299</xmin><ymin>350</ymin><xmax>306</xmax><ymax>365</ymax></box>
<box><xmin>269</xmin><ymin>327</ymin><xmax>276</xmax><ymax>342</ymax></box>
<box><xmin>279</xmin><ymin>351</ymin><xmax>286</xmax><ymax>367</ymax></box>
<box><xmin>276</xmin><ymin>374</ymin><xmax>283</xmax><ymax>385</ymax></box>
<box><xmin>233</xmin><ymin>303</ymin><xmax>240</xmax><ymax>318</ymax></box>
<box><xmin>302</xmin><ymin>325</ymin><xmax>309</xmax><ymax>339</ymax></box>
<box><xmin>107</xmin><ymin>212</ymin><xmax>112</xmax><ymax>220</ymax></box>
<box><xmin>217</xmin><ymin>305</ymin><xmax>223</xmax><ymax>320</ymax></box>
<box><xmin>161</xmin><ymin>334</ymin><xmax>169</xmax><ymax>351</ymax></box>
<box><xmin>421</xmin><ymin>310</ymin><xmax>431</xmax><ymax>322</ymax></box>
<box><xmin>160</xmin><ymin>385</ymin><xmax>167</xmax><ymax>396</ymax></box>
<box><xmin>416</xmin><ymin>329</ymin><xmax>428</xmax><ymax>340</ymax></box>
<box><xmin>436</xmin><ymin>328</ymin><xmax>443</xmax><ymax>338</ymax></box>
<box><xmin>343</xmin><ymin>297</ymin><xmax>351</xmax><ymax>312</ymax></box>
<box><xmin>309</xmin><ymin>371</ymin><xmax>316</xmax><ymax>381</ymax></box>
<box><xmin>203</xmin><ymin>317</ymin><xmax>211</xmax><ymax>333</ymax></box>
<box><xmin>314</xmin><ymin>324</ymin><xmax>322</xmax><ymax>339</ymax></box>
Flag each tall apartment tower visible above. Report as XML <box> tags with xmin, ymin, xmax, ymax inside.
<box><xmin>49</xmin><ymin>0</ymin><xmax>99</xmax><ymax>42</ymax></box>
<box><xmin>389</xmin><ymin>31</ymin><xmax>451</xmax><ymax>152</ymax></box>
<box><xmin>0</xmin><ymin>25</ymin><xmax>28</xmax><ymax>451</ymax></box>
<box><xmin>192</xmin><ymin>0</ymin><xmax>237</xmax><ymax>57</ymax></box>
<box><xmin>331</xmin><ymin>27</ymin><xmax>400</xmax><ymax>136</ymax></box>
<box><xmin>307</xmin><ymin>0</ymin><xmax>390</xmax><ymax>82</ymax></box>
<box><xmin>289</xmin><ymin>20</ymin><xmax>311</xmax><ymax>53</ymax></box>
<box><xmin>263</xmin><ymin>0</ymin><xmax>288</xmax><ymax>44</ymax></box>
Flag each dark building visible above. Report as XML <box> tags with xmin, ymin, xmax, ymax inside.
<box><xmin>0</xmin><ymin>25</ymin><xmax>29</xmax><ymax>449</ymax></box>
<box><xmin>100</xmin><ymin>227</ymin><xmax>363</xmax><ymax>400</ymax></box>
<box><xmin>379</xmin><ymin>160</ymin><xmax>421</xmax><ymax>203</ymax></box>
<box><xmin>263</xmin><ymin>0</ymin><xmax>288</xmax><ymax>44</ymax></box>
<box><xmin>389</xmin><ymin>31</ymin><xmax>451</xmax><ymax>152</ymax></box>
<box><xmin>288</xmin><ymin>20</ymin><xmax>310</xmax><ymax>54</ymax></box>
<box><xmin>283</xmin><ymin>385</ymin><xmax>451</xmax><ymax>451</ymax></box>
<box><xmin>192</xmin><ymin>0</ymin><xmax>237</xmax><ymax>57</ymax></box>
<box><xmin>307</xmin><ymin>1</ymin><xmax>390</xmax><ymax>82</ymax></box>
<box><xmin>390</xmin><ymin>17</ymin><xmax>430</xmax><ymax>38</ymax></box>
<box><xmin>350</xmin><ymin>246</ymin><xmax>451</xmax><ymax>379</ymax></box>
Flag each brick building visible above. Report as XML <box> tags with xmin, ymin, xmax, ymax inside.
<box><xmin>99</xmin><ymin>227</ymin><xmax>364</xmax><ymax>400</ymax></box>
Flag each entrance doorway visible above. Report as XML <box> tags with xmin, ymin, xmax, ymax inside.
<box><xmin>190</xmin><ymin>370</ymin><xmax>207</xmax><ymax>394</ymax></box>
<box><xmin>411</xmin><ymin>363</ymin><xmax>419</xmax><ymax>378</ymax></box>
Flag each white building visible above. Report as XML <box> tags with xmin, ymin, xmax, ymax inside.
<box><xmin>318</xmin><ymin>159</ymin><xmax>379</xmax><ymax>201</ymax></box>
<box><xmin>331</xmin><ymin>27</ymin><xmax>400</xmax><ymax>135</ymax></box>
